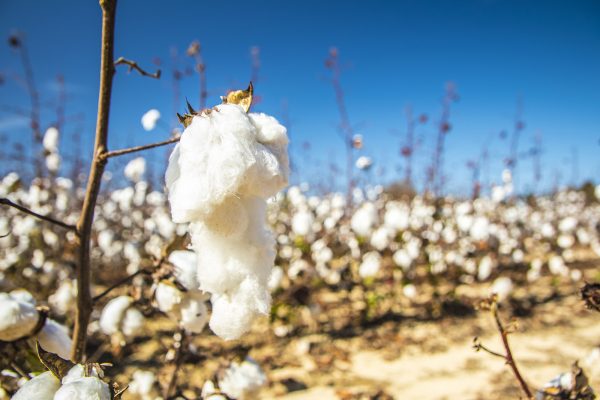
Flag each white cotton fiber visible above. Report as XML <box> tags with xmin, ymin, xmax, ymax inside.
<box><xmin>54</xmin><ymin>376</ymin><xmax>111</xmax><ymax>400</ymax></box>
<box><xmin>11</xmin><ymin>371</ymin><xmax>60</xmax><ymax>400</ymax></box>
<box><xmin>37</xmin><ymin>319</ymin><xmax>72</xmax><ymax>360</ymax></box>
<box><xmin>166</xmin><ymin>103</ymin><xmax>289</xmax><ymax>340</ymax></box>
<box><xmin>0</xmin><ymin>292</ymin><xmax>39</xmax><ymax>341</ymax></box>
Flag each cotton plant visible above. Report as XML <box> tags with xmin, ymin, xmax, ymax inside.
<box><xmin>165</xmin><ymin>84</ymin><xmax>289</xmax><ymax>340</ymax></box>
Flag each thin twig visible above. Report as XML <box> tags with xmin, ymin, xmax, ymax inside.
<box><xmin>93</xmin><ymin>268</ymin><xmax>150</xmax><ymax>302</ymax></box>
<box><xmin>99</xmin><ymin>135</ymin><xmax>180</xmax><ymax>160</ymax></box>
<box><xmin>473</xmin><ymin>339</ymin><xmax>506</xmax><ymax>360</ymax></box>
<box><xmin>491</xmin><ymin>302</ymin><xmax>532</xmax><ymax>399</ymax></box>
<box><xmin>0</xmin><ymin>197</ymin><xmax>76</xmax><ymax>231</ymax></box>
<box><xmin>114</xmin><ymin>57</ymin><xmax>161</xmax><ymax>79</ymax></box>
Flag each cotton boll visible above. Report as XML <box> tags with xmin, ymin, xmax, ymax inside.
<box><xmin>11</xmin><ymin>371</ymin><xmax>60</xmax><ymax>400</ymax></box>
<box><xmin>403</xmin><ymin>284</ymin><xmax>417</xmax><ymax>299</ymax></box>
<box><xmin>45</xmin><ymin>153</ymin><xmax>61</xmax><ymax>172</ymax></box>
<box><xmin>370</xmin><ymin>226</ymin><xmax>391</xmax><ymax>251</ymax></box>
<box><xmin>49</xmin><ymin>280</ymin><xmax>77</xmax><ymax>315</ymax></box>
<box><xmin>393</xmin><ymin>249</ymin><xmax>413</xmax><ymax>271</ymax></box>
<box><xmin>359</xmin><ymin>251</ymin><xmax>382</xmax><ymax>279</ymax></box>
<box><xmin>43</xmin><ymin>127</ymin><xmax>59</xmax><ymax>152</ymax></box>
<box><xmin>124</xmin><ymin>157</ymin><xmax>146</xmax><ymax>182</ymax></box>
<box><xmin>356</xmin><ymin>156</ymin><xmax>372</xmax><ymax>170</ymax></box>
<box><xmin>179</xmin><ymin>291</ymin><xmax>209</xmax><ymax>334</ymax></box>
<box><xmin>219</xmin><ymin>357</ymin><xmax>267</xmax><ymax>400</ymax></box>
<box><xmin>291</xmin><ymin>209</ymin><xmax>314</xmax><ymax>237</ymax></box>
<box><xmin>37</xmin><ymin>319</ymin><xmax>72</xmax><ymax>360</ymax></box>
<box><xmin>99</xmin><ymin>295</ymin><xmax>134</xmax><ymax>336</ymax></box>
<box><xmin>141</xmin><ymin>109</ymin><xmax>161</xmax><ymax>131</ymax></box>
<box><xmin>548</xmin><ymin>255</ymin><xmax>568</xmax><ymax>276</ymax></box>
<box><xmin>351</xmin><ymin>202</ymin><xmax>378</xmax><ymax>237</ymax></box>
<box><xmin>557</xmin><ymin>234</ymin><xmax>575</xmax><ymax>249</ymax></box>
<box><xmin>154</xmin><ymin>282</ymin><xmax>184</xmax><ymax>313</ymax></box>
<box><xmin>54</xmin><ymin>376</ymin><xmax>111</xmax><ymax>400</ymax></box>
<box><xmin>477</xmin><ymin>256</ymin><xmax>494</xmax><ymax>281</ymax></box>
<box><xmin>121</xmin><ymin>307</ymin><xmax>145</xmax><ymax>337</ymax></box>
<box><xmin>166</xmin><ymin>105</ymin><xmax>258</xmax><ymax>223</ymax></box>
<box><xmin>268</xmin><ymin>266</ymin><xmax>284</xmax><ymax>291</ymax></box>
<box><xmin>491</xmin><ymin>277</ymin><xmax>513</xmax><ymax>302</ymax></box>
<box><xmin>168</xmin><ymin>250</ymin><xmax>200</xmax><ymax>291</ymax></box>
<box><xmin>129</xmin><ymin>370</ymin><xmax>156</xmax><ymax>400</ymax></box>
<box><xmin>0</xmin><ymin>292</ymin><xmax>39</xmax><ymax>341</ymax></box>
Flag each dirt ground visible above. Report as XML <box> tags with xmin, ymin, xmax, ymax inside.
<box><xmin>257</xmin><ymin>291</ymin><xmax>600</xmax><ymax>400</ymax></box>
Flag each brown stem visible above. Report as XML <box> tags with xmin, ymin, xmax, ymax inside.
<box><xmin>114</xmin><ymin>57</ymin><xmax>161</xmax><ymax>79</ymax></box>
<box><xmin>99</xmin><ymin>135</ymin><xmax>180</xmax><ymax>160</ymax></box>
<box><xmin>491</xmin><ymin>303</ymin><xmax>532</xmax><ymax>399</ymax></box>
<box><xmin>71</xmin><ymin>0</ymin><xmax>117</xmax><ymax>363</ymax></box>
<box><xmin>0</xmin><ymin>197</ymin><xmax>76</xmax><ymax>231</ymax></box>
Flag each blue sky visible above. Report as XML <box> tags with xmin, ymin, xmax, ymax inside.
<box><xmin>1</xmin><ymin>0</ymin><xmax>599</xmax><ymax>194</ymax></box>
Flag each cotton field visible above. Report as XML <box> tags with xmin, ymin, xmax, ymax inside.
<box><xmin>2</xmin><ymin>1</ymin><xmax>600</xmax><ymax>399</ymax></box>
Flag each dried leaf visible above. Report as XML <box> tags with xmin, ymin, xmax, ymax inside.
<box><xmin>37</xmin><ymin>343</ymin><xmax>74</xmax><ymax>380</ymax></box>
<box><xmin>222</xmin><ymin>82</ymin><xmax>253</xmax><ymax>112</ymax></box>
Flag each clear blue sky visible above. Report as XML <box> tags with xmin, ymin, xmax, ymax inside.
<box><xmin>1</xmin><ymin>0</ymin><xmax>599</xmax><ymax>195</ymax></box>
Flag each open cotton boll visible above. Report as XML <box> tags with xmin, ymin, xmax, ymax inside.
<box><xmin>477</xmin><ymin>255</ymin><xmax>494</xmax><ymax>281</ymax></box>
<box><xmin>141</xmin><ymin>109</ymin><xmax>161</xmax><ymax>131</ymax></box>
<box><xmin>154</xmin><ymin>282</ymin><xmax>184</xmax><ymax>313</ymax></box>
<box><xmin>37</xmin><ymin>319</ymin><xmax>72</xmax><ymax>360</ymax></box>
<box><xmin>49</xmin><ymin>279</ymin><xmax>77</xmax><ymax>315</ymax></box>
<box><xmin>291</xmin><ymin>208</ymin><xmax>314</xmax><ymax>237</ymax></box>
<box><xmin>54</xmin><ymin>376</ymin><xmax>111</xmax><ymax>400</ymax></box>
<box><xmin>124</xmin><ymin>157</ymin><xmax>146</xmax><ymax>182</ymax></box>
<box><xmin>370</xmin><ymin>226</ymin><xmax>391</xmax><ymax>251</ymax></box>
<box><xmin>166</xmin><ymin>105</ymin><xmax>258</xmax><ymax>223</ymax></box>
<box><xmin>129</xmin><ymin>370</ymin><xmax>156</xmax><ymax>400</ymax></box>
<box><xmin>11</xmin><ymin>371</ymin><xmax>60</xmax><ymax>400</ymax></box>
<box><xmin>168</xmin><ymin>250</ymin><xmax>200</xmax><ymax>291</ymax></box>
<box><xmin>179</xmin><ymin>291</ymin><xmax>209</xmax><ymax>334</ymax></box>
<box><xmin>43</xmin><ymin>127</ymin><xmax>60</xmax><ymax>152</ymax></box>
<box><xmin>219</xmin><ymin>357</ymin><xmax>267</xmax><ymax>400</ymax></box>
<box><xmin>121</xmin><ymin>307</ymin><xmax>145</xmax><ymax>337</ymax></box>
<box><xmin>351</xmin><ymin>202</ymin><xmax>378</xmax><ymax>237</ymax></box>
<box><xmin>359</xmin><ymin>251</ymin><xmax>382</xmax><ymax>278</ymax></box>
<box><xmin>0</xmin><ymin>292</ymin><xmax>39</xmax><ymax>341</ymax></box>
<box><xmin>491</xmin><ymin>277</ymin><xmax>513</xmax><ymax>302</ymax></box>
<box><xmin>45</xmin><ymin>153</ymin><xmax>61</xmax><ymax>172</ymax></box>
<box><xmin>268</xmin><ymin>266</ymin><xmax>284</xmax><ymax>291</ymax></box>
<box><xmin>99</xmin><ymin>295</ymin><xmax>143</xmax><ymax>337</ymax></box>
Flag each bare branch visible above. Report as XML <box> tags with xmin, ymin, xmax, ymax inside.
<box><xmin>477</xmin><ymin>299</ymin><xmax>532</xmax><ymax>399</ymax></box>
<box><xmin>99</xmin><ymin>135</ymin><xmax>180</xmax><ymax>160</ymax></box>
<box><xmin>93</xmin><ymin>267</ymin><xmax>150</xmax><ymax>302</ymax></box>
<box><xmin>114</xmin><ymin>57</ymin><xmax>161</xmax><ymax>79</ymax></box>
<box><xmin>71</xmin><ymin>0</ymin><xmax>117</xmax><ymax>363</ymax></box>
<box><xmin>0</xmin><ymin>197</ymin><xmax>76</xmax><ymax>231</ymax></box>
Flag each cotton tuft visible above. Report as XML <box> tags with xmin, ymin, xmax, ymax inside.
<box><xmin>166</xmin><ymin>103</ymin><xmax>289</xmax><ymax>340</ymax></box>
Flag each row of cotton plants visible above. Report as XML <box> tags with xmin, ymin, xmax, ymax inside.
<box><xmin>2</xmin><ymin>129</ymin><xmax>600</xmax><ymax>397</ymax></box>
